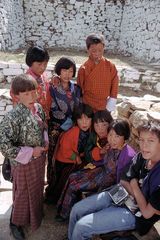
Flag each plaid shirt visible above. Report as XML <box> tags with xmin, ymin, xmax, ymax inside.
<box><xmin>77</xmin><ymin>57</ymin><xmax>119</xmax><ymax>111</ymax></box>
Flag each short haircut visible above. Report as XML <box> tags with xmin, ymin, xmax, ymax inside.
<box><xmin>138</xmin><ymin>121</ymin><xmax>160</xmax><ymax>141</ymax></box>
<box><xmin>54</xmin><ymin>57</ymin><xmax>76</xmax><ymax>77</ymax></box>
<box><xmin>25</xmin><ymin>45</ymin><xmax>50</xmax><ymax>67</ymax></box>
<box><xmin>108</xmin><ymin>119</ymin><xmax>130</xmax><ymax>141</ymax></box>
<box><xmin>73</xmin><ymin>103</ymin><xmax>93</xmax><ymax>122</ymax></box>
<box><xmin>86</xmin><ymin>33</ymin><xmax>105</xmax><ymax>49</ymax></box>
<box><xmin>11</xmin><ymin>74</ymin><xmax>38</xmax><ymax>95</ymax></box>
<box><xmin>93</xmin><ymin>110</ymin><xmax>113</xmax><ymax>124</ymax></box>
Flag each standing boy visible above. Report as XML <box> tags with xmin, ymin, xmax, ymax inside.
<box><xmin>77</xmin><ymin>33</ymin><xmax>119</xmax><ymax>112</ymax></box>
<box><xmin>0</xmin><ymin>74</ymin><xmax>48</xmax><ymax>240</ymax></box>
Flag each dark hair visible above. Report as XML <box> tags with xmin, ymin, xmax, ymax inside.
<box><xmin>93</xmin><ymin>110</ymin><xmax>113</xmax><ymax>124</ymax></box>
<box><xmin>54</xmin><ymin>57</ymin><xmax>76</xmax><ymax>77</ymax></box>
<box><xmin>86</xmin><ymin>33</ymin><xmax>105</xmax><ymax>49</ymax></box>
<box><xmin>25</xmin><ymin>45</ymin><xmax>50</xmax><ymax>67</ymax></box>
<box><xmin>108</xmin><ymin>119</ymin><xmax>130</xmax><ymax>141</ymax></box>
<box><xmin>11</xmin><ymin>74</ymin><xmax>38</xmax><ymax>95</ymax></box>
<box><xmin>73</xmin><ymin>103</ymin><xmax>93</xmax><ymax>122</ymax></box>
<box><xmin>138</xmin><ymin>121</ymin><xmax>160</xmax><ymax>141</ymax></box>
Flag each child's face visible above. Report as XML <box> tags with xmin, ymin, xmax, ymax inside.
<box><xmin>139</xmin><ymin>130</ymin><xmax>160</xmax><ymax>162</ymax></box>
<box><xmin>94</xmin><ymin>121</ymin><xmax>109</xmax><ymax>138</ymax></box>
<box><xmin>17</xmin><ymin>90</ymin><xmax>37</xmax><ymax>109</ymax></box>
<box><xmin>30</xmin><ymin>60</ymin><xmax>48</xmax><ymax>76</ymax></box>
<box><xmin>77</xmin><ymin>114</ymin><xmax>92</xmax><ymax>132</ymax></box>
<box><xmin>107</xmin><ymin>129</ymin><xmax>125</xmax><ymax>150</ymax></box>
<box><xmin>88</xmin><ymin>43</ymin><xmax>104</xmax><ymax>63</ymax></box>
<box><xmin>60</xmin><ymin>67</ymin><xmax>74</xmax><ymax>84</ymax></box>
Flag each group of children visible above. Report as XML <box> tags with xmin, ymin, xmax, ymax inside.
<box><xmin>0</xmin><ymin>33</ymin><xmax>160</xmax><ymax>240</ymax></box>
<box><xmin>68</xmin><ymin>121</ymin><xmax>160</xmax><ymax>240</ymax></box>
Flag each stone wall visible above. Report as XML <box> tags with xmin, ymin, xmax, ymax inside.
<box><xmin>0</xmin><ymin>0</ymin><xmax>25</xmax><ymax>50</ymax></box>
<box><xmin>119</xmin><ymin>0</ymin><xmax>160</xmax><ymax>62</ymax></box>
<box><xmin>0</xmin><ymin>0</ymin><xmax>160</xmax><ymax>63</ymax></box>
<box><xmin>0</xmin><ymin>61</ymin><xmax>54</xmax><ymax>85</ymax></box>
<box><xmin>0</xmin><ymin>89</ymin><xmax>13</xmax><ymax>122</ymax></box>
<box><xmin>117</xmin><ymin>95</ymin><xmax>160</xmax><ymax>150</ymax></box>
<box><xmin>23</xmin><ymin>0</ymin><xmax>122</xmax><ymax>52</ymax></box>
<box><xmin>0</xmin><ymin>60</ymin><xmax>160</xmax><ymax>93</ymax></box>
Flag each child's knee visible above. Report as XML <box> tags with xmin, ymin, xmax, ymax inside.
<box><xmin>70</xmin><ymin>202</ymin><xmax>79</xmax><ymax>220</ymax></box>
<box><xmin>73</xmin><ymin>217</ymin><xmax>93</xmax><ymax>239</ymax></box>
<box><xmin>73</xmin><ymin>219</ymin><xmax>88</xmax><ymax>239</ymax></box>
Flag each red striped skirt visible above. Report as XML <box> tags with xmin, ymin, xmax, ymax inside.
<box><xmin>11</xmin><ymin>154</ymin><xmax>46</xmax><ymax>231</ymax></box>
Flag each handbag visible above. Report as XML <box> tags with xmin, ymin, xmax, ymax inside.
<box><xmin>2</xmin><ymin>157</ymin><xmax>12</xmax><ymax>182</ymax></box>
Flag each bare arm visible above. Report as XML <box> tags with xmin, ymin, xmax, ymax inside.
<box><xmin>120</xmin><ymin>179</ymin><xmax>134</xmax><ymax>197</ymax></box>
<box><xmin>130</xmin><ymin>179</ymin><xmax>160</xmax><ymax>219</ymax></box>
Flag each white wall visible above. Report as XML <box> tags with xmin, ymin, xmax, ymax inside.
<box><xmin>24</xmin><ymin>0</ymin><xmax>123</xmax><ymax>52</ymax></box>
<box><xmin>119</xmin><ymin>0</ymin><xmax>160</xmax><ymax>62</ymax></box>
<box><xmin>0</xmin><ymin>0</ymin><xmax>25</xmax><ymax>50</ymax></box>
<box><xmin>0</xmin><ymin>0</ymin><xmax>160</xmax><ymax>63</ymax></box>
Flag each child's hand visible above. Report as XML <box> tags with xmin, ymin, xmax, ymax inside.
<box><xmin>100</xmin><ymin>143</ymin><xmax>110</xmax><ymax>154</ymax></box>
<box><xmin>50</xmin><ymin>75</ymin><xmax>60</xmax><ymax>85</ymax></box>
<box><xmin>76</xmin><ymin>155</ymin><xmax>82</xmax><ymax>165</ymax></box>
<box><xmin>33</xmin><ymin>146</ymin><xmax>46</xmax><ymax>158</ymax></box>
<box><xmin>84</xmin><ymin>163</ymin><xmax>96</xmax><ymax>170</ymax></box>
<box><xmin>43</xmin><ymin>142</ymin><xmax>49</xmax><ymax>152</ymax></box>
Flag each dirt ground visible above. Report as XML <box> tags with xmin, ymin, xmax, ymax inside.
<box><xmin>0</xmin><ymin>48</ymin><xmax>159</xmax><ymax>70</ymax></box>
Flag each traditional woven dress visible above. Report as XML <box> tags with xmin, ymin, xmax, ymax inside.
<box><xmin>77</xmin><ymin>57</ymin><xmax>119</xmax><ymax>111</ymax></box>
<box><xmin>50</xmin><ymin>126</ymin><xmax>89</xmax><ymax>204</ymax></box>
<box><xmin>57</xmin><ymin>144</ymin><xmax>136</xmax><ymax>219</ymax></box>
<box><xmin>45</xmin><ymin>79</ymin><xmax>81</xmax><ymax>201</ymax></box>
<box><xmin>10</xmin><ymin>69</ymin><xmax>51</xmax><ymax>119</ymax></box>
<box><xmin>0</xmin><ymin>103</ymin><xmax>47</xmax><ymax>231</ymax></box>
<box><xmin>26</xmin><ymin>68</ymin><xmax>52</xmax><ymax>119</ymax></box>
